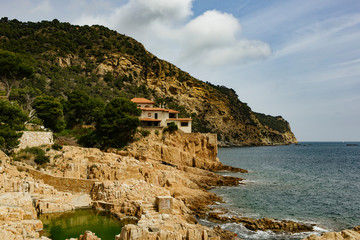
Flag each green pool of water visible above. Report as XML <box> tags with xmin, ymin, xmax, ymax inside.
<box><xmin>40</xmin><ymin>209</ymin><xmax>133</xmax><ymax>240</ymax></box>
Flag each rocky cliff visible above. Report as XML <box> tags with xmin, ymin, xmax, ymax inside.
<box><xmin>0</xmin><ymin>19</ymin><xmax>297</xmax><ymax>146</ymax></box>
<box><xmin>126</xmin><ymin>131</ymin><xmax>247</xmax><ymax>172</ymax></box>
<box><xmin>1</xmin><ymin>130</ymin><xmax>316</xmax><ymax>240</ymax></box>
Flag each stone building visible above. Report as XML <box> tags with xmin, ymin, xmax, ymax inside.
<box><xmin>131</xmin><ymin>98</ymin><xmax>192</xmax><ymax>133</ymax></box>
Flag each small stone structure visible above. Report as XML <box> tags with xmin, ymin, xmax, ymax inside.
<box><xmin>17</xmin><ymin>131</ymin><xmax>54</xmax><ymax>149</ymax></box>
<box><xmin>156</xmin><ymin>196</ymin><xmax>173</xmax><ymax>214</ymax></box>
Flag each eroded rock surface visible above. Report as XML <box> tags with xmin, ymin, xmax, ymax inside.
<box><xmin>67</xmin><ymin>231</ymin><xmax>101</xmax><ymax>240</ymax></box>
<box><xmin>0</xmin><ymin>159</ymin><xmax>90</xmax><ymax>240</ymax></box>
<box><xmin>0</xmin><ymin>132</ymin><xmax>307</xmax><ymax>240</ymax></box>
<box><xmin>303</xmin><ymin>226</ymin><xmax>360</xmax><ymax>240</ymax></box>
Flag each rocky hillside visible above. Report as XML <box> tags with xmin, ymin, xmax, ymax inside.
<box><xmin>0</xmin><ymin>18</ymin><xmax>297</xmax><ymax>146</ymax></box>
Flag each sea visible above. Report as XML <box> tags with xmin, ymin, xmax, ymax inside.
<box><xmin>199</xmin><ymin>142</ymin><xmax>360</xmax><ymax>240</ymax></box>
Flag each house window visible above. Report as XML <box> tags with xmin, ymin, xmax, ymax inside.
<box><xmin>145</xmin><ymin>105</ymin><xmax>150</xmax><ymax>108</ymax></box>
<box><xmin>181</xmin><ymin>122</ymin><xmax>188</xmax><ymax>127</ymax></box>
<box><xmin>169</xmin><ymin>113</ymin><xmax>176</xmax><ymax>118</ymax></box>
<box><xmin>147</xmin><ymin>122</ymin><xmax>152</xmax><ymax>126</ymax></box>
<box><xmin>154</xmin><ymin>113</ymin><xmax>158</xmax><ymax>119</ymax></box>
<box><xmin>148</xmin><ymin>113</ymin><xmax>151</xmax><ymax>117</ymax></box>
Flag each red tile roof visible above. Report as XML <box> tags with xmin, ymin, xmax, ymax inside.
<box><xmin>131</xmin><ymin>98</ymin><xmax>155</xmax><ymax>104</ymax></box>
<box><xmin>140</xmin><ymin>107</ymin><xmax>179</xmax><ymax>113</ymax></box>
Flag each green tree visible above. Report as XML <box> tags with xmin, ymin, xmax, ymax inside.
<box><xmin>33</xmin><ymin>95</ymin><xmax>65</xmax><ymax>132</ymax></box>
<box><xmin>0</xmin><ymin>100</ymin><xmax>28</xmax><ymax>154</ymax></box>
<box><xmin>9</xmin><ymin>87</ymin><xmax>41</xmax><ymax>112</ymax></box>
<box><xmin>84</xmin><ymin>97</ymin><xmax>140</xmax><ymax>149</ymax></box>
<box><xmin>0</xmin><ymin>50</ymin><xmax>34</xmax><ymax>98</ymax></box>
<box><xmin>64</xmin><ymin>90</ymin><xmax>104</xmax><ymax>128</ymax></box>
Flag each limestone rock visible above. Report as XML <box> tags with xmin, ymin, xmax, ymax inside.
<box><xmin>0</xmin><ymin>150</ymin><xmax>9</xmax><ymax>162</ymax></box>
<box><xmin>303</xmin><ymin>226</ymin><xmax>360</xmax><ymax>240</ymax></box>
<box><xmin>127</xmin><ymin>131</ymin><xmax>247</xmax><ymax>172</ymax></box>
<box><xmin>1</xmin><ymin>133</ymin><xmax>249</xmax><ymax>240</ymax></box>
<box><xmin>118</xmin><ymin>224</ymin><xmax>221</xmax><ymax>240</ymax></box>
<box><xmin>79</xmin><ymin>231</ymin><xmax>101</xmax><ymax>240</ymax></box>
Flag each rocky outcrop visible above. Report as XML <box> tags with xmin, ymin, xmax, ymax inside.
<box><xmin>35</xmin><ymin>139</ymin><xmax>243</xmax><ymax>239</ymax></box>
<box><xmin>302</xmin><ymin>226</ymin><xmax>360</xmax><ymax>240</ymax></box>
<box><xmin>0</xmin><ymin>150</ymin><xmax>9</xmax><ymax>162</ymax></box>
<box><xmin>127</xmin><ymin>131</ymin><xmax>247</xmax><ymax>172</ymax></box>
<box><xmin>0</xmin><ymin>160</ymin><xmax>91</xmax><ymax>240</ymax></box>
<box><xmin>0</xmin><ymin>189</ymin><xmax>48</xmax><ymax>240</ymax></box>
<box><xmin>208</xmin><ymin>211</ymin><xmax>313</xmax><ymax>233</ymax></box>
<box><xmin>67</xmin><ymin>231</ymin><xmax>101</xmax><ymax>240</ymax></box>
<box><xmin>0</xmin><ymin>132</ymin><xmax>304</xmax><ymax>240</ymax></box>
<box><xmin>117</xmin><ymin>224</ymin><xmax>228</xmax><ymax>240</ymax></box>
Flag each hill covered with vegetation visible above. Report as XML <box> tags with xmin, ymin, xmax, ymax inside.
<box><xmin>0</xmin><ymin>18</ymin><xmax>297</xmax><ymax>146</ymax></box>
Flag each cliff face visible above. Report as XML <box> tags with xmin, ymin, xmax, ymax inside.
<box><xmin>127</xmin><ymin>131</ymin><xmax>247</xmax><ymax>172</ymax></box>
<box><xmin>0</xmin><ymin>19</ymin><xmax>297</xmax><ymax>146</ymax></box>
<box><xmin>96</xmin><ymin>53</ymin><xmax>298</xmax><ymax>146</ymax></box>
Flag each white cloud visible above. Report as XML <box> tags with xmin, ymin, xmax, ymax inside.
<box><xmin>178</xmin><ymin>10</ymin><xmax>270</xmax><ymax>66</ymax></box>
<box><xmin>74</xmin><ymin>0</ymin><xmax>271</xmax><ymax>68</ymax></box>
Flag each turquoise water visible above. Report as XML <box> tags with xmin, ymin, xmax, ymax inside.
<box><xmin>207</xmin><ymin>142</ymin><xmax>360</xmax><ymax>239</ymax></box>
<box><xmin>40</xmin><ymin>209</ymin><xmax>128</xmax><ymax>240</ymax></box>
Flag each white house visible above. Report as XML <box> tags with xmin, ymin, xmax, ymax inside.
<box><xmin>131</xmin><ymin>98</ymin><xmax>192</xmax><ymax>133</ymax></box>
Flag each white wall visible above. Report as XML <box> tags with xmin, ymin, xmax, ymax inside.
<box><xmin>165</xmin><ymin>120</ymin><xmax>192</xmax><ymax>133</ymax></box>
<box><xmin>18</xmin><ymin>131</ymin><xmax>54</xmax><ymax>150</ymax></box>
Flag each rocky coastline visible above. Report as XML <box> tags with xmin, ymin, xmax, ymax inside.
<box><xmin>0</xmin><ymin>131</ymin><xmax>357</xmax><ymax>240</ymax></box>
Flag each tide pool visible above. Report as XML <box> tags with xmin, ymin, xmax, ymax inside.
<box><xmin>40</xmin><ymin>209</ymin><xmax>134</xmax><ymax>240</ymax></box>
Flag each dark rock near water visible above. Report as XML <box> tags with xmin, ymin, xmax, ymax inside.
<box><xmin>208</xmin><ymin>211</ymin><xmax>313</xmax><ymax>233</ymax></box>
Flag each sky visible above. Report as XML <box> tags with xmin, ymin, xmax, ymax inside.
<box><xmin>0</xmin><ymin>0</ymin><xmax>359</xmax><ymax>141</ymax></box>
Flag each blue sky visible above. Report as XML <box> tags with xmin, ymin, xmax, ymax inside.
<box><xmin>0</xmin><ymin>0</ymin><xmax>359</xmax><ymax>141</ymax></box>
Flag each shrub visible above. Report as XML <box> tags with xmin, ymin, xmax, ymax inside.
<box><xmin>163</xmin><ymin>122</ymin><xmax>178</xmax><ymax>134</ymax></box>
<box><xmin>14</xmin><ymin>147</ymin><xmax>49</xmax><ymax>165</ymax></box>
<box><xmin>23</xmin><ymin>146</ymin><xmax>44</xmax><ymax>155</ymax></box>
<box><xmin>140</xmin><ymin>129</ymin><xmax>150</xmax><ymax>137</ymax></box>
<box><xmin>34</xmin><ymin>154</ymin><xmax>49</xmax><ymax>165</ymax></box>
<box><xmin>52</xmin><ymin>143</ymin><xmax>63</xmax><ymax>150</ymax></box>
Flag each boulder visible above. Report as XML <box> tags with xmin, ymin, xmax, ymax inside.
<box><xmin>303</xmin><ymin>226</ymin><xmax>360</xmax><ymax>240</ymax></box>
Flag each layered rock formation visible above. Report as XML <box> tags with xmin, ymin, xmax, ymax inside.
<box><xmin>302</xmin><ymin>226</ymin><xmax>360</xmax><ymax>240</ymax></box>
<box><xmin>1</xmin><ymin>132</ymin><xmax>244</xmax><ymax>239</ymax></box>
<box><xmin>126</xmin><ymin>131</ymin><xmax>247</xmax><ymax>172</ymax></box>
<box><xmin>0</xmin><ymin>150</ymin><xmax>91</xmax><ymax>240</ymax></box>
<box><xmin>0</xmin><ymin>130</ymin><xmax>308</xmax><ymax>240</ymax></box>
